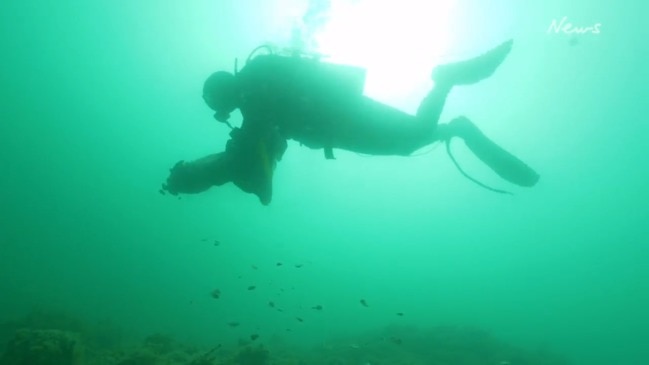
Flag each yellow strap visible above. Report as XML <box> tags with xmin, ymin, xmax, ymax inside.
<box><xmin>257</xmin><ymin>140</ymin><xmax>273</xmax><ymax>180</ymax></box>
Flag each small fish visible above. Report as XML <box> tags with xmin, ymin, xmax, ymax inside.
<box><xmin>390</xmin><ymin>337</ymin><xmax>402</xmax><ymax>345</ymax></box>
<box><xmin>204</xmin><ymin>344</ymin><xmax>221</xmax><ymax>357</ymax></box>
<box><xmin>294</xmin><ymin>264</ymin><xmax>303</xmax><ymax>268</ymax></box>
<box><xmin>311</xmin><ymin>305</ymin><xmax>323</xmax><ymax>311</ymax></box>
<box><xmin>210</xmin><ymin>289</ymin><xmax>221</xmax><ymax>299</ymax></box>
<box><xmin>159</xmin><ymin>189</ymin><xmax>166</xmax><ymax>195</ymax></box>
<box><xmin>247</xmin><ymin>286</ymin><xmax>256</xmax><ymax>291</ymax></box>
<box><xmin>201</xmin><ymin>238</ymin><xmax>208</xmax><ymax>242</ymax></box>
<box><xmin>213</xmin><ymin>240</ymin><xmax>221</xmax><ymax>246</ymax></box>
<box><xmin>268</xmin><ymin>301</ymin><xmax>275</xmax><ymax>308</ymax></box>
<box><xmin>360</xmin><ymin>299</ymin><xmax>369</xmax><ymax>307</ymax></box>
<box><xmin>227</xmin><ymin>321</ymin><xmax>240</xmax><ymax>328</ymax></box>
<box><xmin>396</xmin><ymin>312</ymin><xmax>404</xmax><ymax>316</ymax></box>
<box><xmin>251</xmin><ymin>265</ymin><xmax>258</xmax><ymax>270</ymax></box>
<box><xmin>250</xmin><ymin>334</ymin><xmax>259</xmax><ymax>341</ymax></box>
<box><xmin>276</xmin><ymin>262</ymin><xmax>283</xmax><ymax>267</ymax></box>
<box><xmin>296</xmin><ymin>317</ymin><xmax>304</xmax><ymax>322</ymax></box>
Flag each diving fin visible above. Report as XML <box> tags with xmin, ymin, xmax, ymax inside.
<box><xmin>324</xmin><ymin>146</ymin><xmax>335</xmax><ymax>159</ymax></box>
<box><xmin>432</xmin><ymin>39</ymin><xmax>513</xmax><ymax>86</ymax></box>
<box><xmin>446</xmin><ymin>116</ymin><xmax>540</xmax><ymax>188</ymax></box>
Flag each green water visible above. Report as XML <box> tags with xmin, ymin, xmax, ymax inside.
<box><xmin>0</xmin><ymin>1</ymin><xmax>647</xmax><ymax>364</ymax></box>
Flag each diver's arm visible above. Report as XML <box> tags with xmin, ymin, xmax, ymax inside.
<box><xmin>162</xmin><ymin>153</ymin><xmax>232</xmax><ymax>195</ymax></box>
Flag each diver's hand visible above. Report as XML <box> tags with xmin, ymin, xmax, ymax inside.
<box><xmin>161</xmin><ymin>160</ymin><xmax>189</xmax><ymax>196</ymax></box>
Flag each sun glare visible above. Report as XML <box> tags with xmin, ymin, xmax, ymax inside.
<box><xmin>314</xmin><ymin>0</ymin><xmax>459</xmax><ymax>110</ymax></box>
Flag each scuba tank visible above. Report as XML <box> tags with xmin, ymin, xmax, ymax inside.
<box><xmin>235</xmin><ymin>44</ymin><xmax>368</xmax><ymax>160</ymax></box>
<box><xmin>240</xmin><ymin>43</ymin><xmax>367</xmax><ymax>100</ymax></box>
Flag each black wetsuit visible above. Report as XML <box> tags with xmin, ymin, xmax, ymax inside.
<box><xmin>164</xmin><ymin>42</ymin><xmax>540</xmax><ymax>204</ymax></box>
<box><xmin>235</xmin><ymin>54</ymin><xmax>367</xmax><ymax>154</ymax></box>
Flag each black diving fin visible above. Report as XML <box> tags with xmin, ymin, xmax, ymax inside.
<box><xmin>445</xmin><ymin>116</ymin><xmax>540</xmax><ymax>193</ymax></box>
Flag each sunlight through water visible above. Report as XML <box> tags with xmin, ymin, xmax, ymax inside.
<box><xmin>313</xmin><ymin>0</ymin><xmax>460</xmax><ymax>109</ymax></box>
<box><xmin>266</xmin><ymin>0</ymin><xmax>461</xmax><ymax>112</ymax></box>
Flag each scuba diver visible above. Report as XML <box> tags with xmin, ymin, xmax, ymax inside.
<box><xmin>161</xmin><ymin>39</ymin><xmax>540</xmax><ymax>205</ymax></box>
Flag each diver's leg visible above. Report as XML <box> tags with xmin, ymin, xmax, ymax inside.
<box><xmin>415</xmin><ymin>39</ymin><xmax>514</xmax><ymax>140</ymax></box>
<box><xmin>415</xmin><ymin>82</ymin><xmax>452</xmax><ymax>131</ymax></box>
<box><xmin>327</xmin><ymin>41</ymin><xmax>515</xmax><ymax>155</ymax></box>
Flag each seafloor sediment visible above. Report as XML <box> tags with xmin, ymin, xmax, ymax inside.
<box><xmin>0</xmin><ymin>311</ymin><xmax>569</xmax><ymax>365</ymax></box>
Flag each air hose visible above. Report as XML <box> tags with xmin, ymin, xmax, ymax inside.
<box><xmin>445</xmin><ymin>138</ymin><xmax>512</xmax><ymax>195</ymax></box>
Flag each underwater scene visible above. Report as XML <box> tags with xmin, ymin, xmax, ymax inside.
<box><xmin>0</xmin><ymin>0</ymin><xmax>646</xmax><ymax>364</ymax></box>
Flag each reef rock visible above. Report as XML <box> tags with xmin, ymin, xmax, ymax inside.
<box><xmin>1</xmin><ymin>329</ymin><xmax>82</xmax><ymax>365</ymax></box>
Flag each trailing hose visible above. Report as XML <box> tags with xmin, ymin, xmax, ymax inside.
<box><xmin>445</xmin><ymin>138</ymin><xmax>513</xmax><ymax>195</ymax></box>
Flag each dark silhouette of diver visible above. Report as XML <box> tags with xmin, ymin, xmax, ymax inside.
<box><xmin>162</xmin><ymin>39</ymin><xmax>540</xmax><ymax>205</ymax></box>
